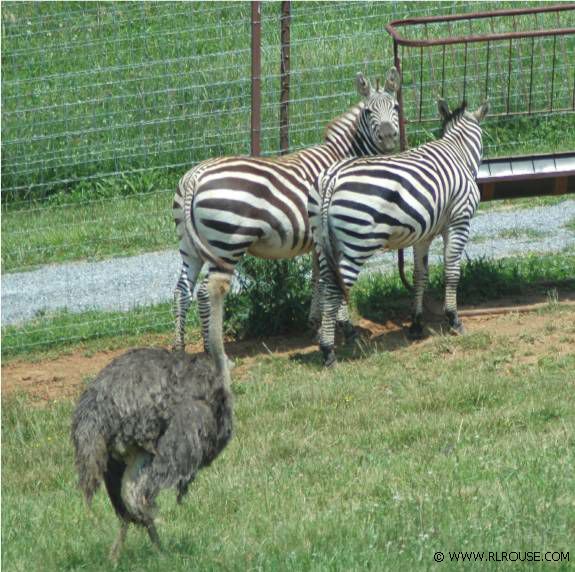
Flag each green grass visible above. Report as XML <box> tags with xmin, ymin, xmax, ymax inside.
<box><xmin>466</xmin><ymin>227</ymin><xmax>553</xmax><ymax>244</ymax></box>
<box><xmin>565</xmin><ymin>217</ymin><xmax>575</xmax><ymax>232</ymax></box>
<box><xmin>2</xmin><ymin>188</ymin><xmax>174</xmax><ymax>272</ymax></box>
<box><xmin>495</xmin><ymin>228</ymin><xmax>550</xmax><ymax>241</ymax></box>
<box><xmin>3</xmin><ymin>307</ymin><xmax>574</xmax><ymax>571</ymax></box>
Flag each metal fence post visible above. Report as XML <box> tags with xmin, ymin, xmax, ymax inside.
<box><xmin>251</xmin><ymin>1</ymin><xmax>262</xmax><ymax>156</ymax></box>
<box><xmin>393</xmin><ymin>39</ymin><xmax>408</xmax><ymax>152</ymax></box>
<box><xmin>279</xmin><ymin>1</ymin><xmax>291</xmax><ymax>154</ymax></box>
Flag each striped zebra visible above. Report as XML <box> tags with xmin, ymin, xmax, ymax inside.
<box><xmin>311</xmin><ymin>98</ymin><xmax>489</xmax><ymax>366</ymax></box>
<box><xmin>172</xmin><ymin>68</ymin><xmax>401</xmax><ymax>372</ymax></box>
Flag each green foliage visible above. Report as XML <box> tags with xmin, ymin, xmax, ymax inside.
<box><xmin>224</xmin><ymin>256</ymin><xmax>313</xmax><ymax>340</ymax></box>
<box><xmin>352</xmin><ymin>253</ymin><xmax>575</xmax><ymax>323</ymax></box>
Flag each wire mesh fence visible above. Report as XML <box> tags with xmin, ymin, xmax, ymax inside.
<box><xmin>2</xmin><ymin>1</ymin><xmax>574</xmax><ymax>355</ymax></box>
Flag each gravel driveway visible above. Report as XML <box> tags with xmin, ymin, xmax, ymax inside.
<box><xmin>3</xmin><ymin>200</ymin><xmax>575</xmax><ymax>327</ymax></box>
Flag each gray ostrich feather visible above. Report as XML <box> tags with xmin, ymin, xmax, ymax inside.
<box><xmin>71</xmin><ymin>348</ymin><xmax>233</xmax><ymax>562</ymax></box>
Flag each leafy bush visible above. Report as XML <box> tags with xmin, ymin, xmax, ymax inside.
<box><xmin>352</xmin><ymin>254</ymin><xmax>575</xmax><ymax>323</ymax></box>
<box><xmin>224</xmin><ymin>256</ymin><xmax>313</xmax><ymax>339</ymax></box>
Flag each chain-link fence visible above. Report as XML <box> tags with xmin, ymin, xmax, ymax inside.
<box><xmin>2</xmin><ymin>1</ymin><xmax>574</xmax><ymax>355</ymax></box>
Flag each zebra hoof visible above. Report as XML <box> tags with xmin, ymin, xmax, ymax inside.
<box><xmin>338</xmin><ymin>321</ymin><xmax>358</xmax><ymax>344</ymax></box>
<box><xmin>449</xmin><ymin>322</ymin><xmax>465</xmax><ymax>336</ymax></box>
<box><xmin>407</xmin><ymin>322</ymin><xmax>425</xmax><ymax>340</ymax></box>
<box><xmin>344</xmin><ymin>327</ymin><xmax>359</xmax><ymax>345</ymax></box>
<box><xmin>321</xmin><ymin>346</ymin><xmax>337</xmax><ymax>368</ymax></box>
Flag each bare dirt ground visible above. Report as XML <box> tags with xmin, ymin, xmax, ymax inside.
<box><xmin>3</xmin><ymin>294</ymin><xmax>575</xmax><ymax>404</ymax></box>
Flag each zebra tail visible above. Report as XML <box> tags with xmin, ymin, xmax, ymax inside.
<box><xmin>179</xmin><ymin>172</ymin><xmax>234</xmax><ymax>273</ymax></box>
<box><xmin>319</xmin><ymin>173</ymin><xmax>349</xmax><ymax>303</ymax></box>
<box><xmin>397</xmin><ymin>249</ymin><xmax>414</xmax><ymax>292</ymax></box>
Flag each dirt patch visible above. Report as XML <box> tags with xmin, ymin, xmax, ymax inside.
<box><xmin>3</xmin><ymin>298</ymin><xmax>574</xmax><ymax>403</ymax></box>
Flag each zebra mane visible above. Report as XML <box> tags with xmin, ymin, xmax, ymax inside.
<box><xmin>441</xmin><ymin>101</ymin><xmax>467</xmax><ymax>133</ymax></box>
<box><xmin>323</xmin><ymin>102</ymin><xmax>363</xmax><ymax>143</ymax></box>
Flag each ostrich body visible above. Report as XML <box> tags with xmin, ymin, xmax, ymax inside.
<box><xmin>71</xmin><ymin>348</ymin><xmax>233</xmax><ymax>561</ymax></box>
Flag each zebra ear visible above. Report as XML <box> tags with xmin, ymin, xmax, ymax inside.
<box><xmin>473</xmin><ymin>99</ymin><xmax>490</xmax><ymax>122</ymax></box>
<box><xmin>384</xmin><ymin>67</ymin><xmax>401</xmax><ymax>95</ymax></box>
<box><xmin>356</xmin><ymin>73</ymin><xmax>372</xmax><ymax>98</ymax></box>
<box><xmin>437</xmin><ymin>98</ymin><xmax>450</xmax><ymax>120</ymax></box>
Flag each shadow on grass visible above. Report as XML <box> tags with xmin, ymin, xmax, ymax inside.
<box><xmin>288</xmin><ymin>320</ymin><xmax>421</xmax><ymax>368</ymax></box>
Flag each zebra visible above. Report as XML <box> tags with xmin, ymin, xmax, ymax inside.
<box><xmin>311</xmin><ymin>98</ymin><xmax>489</xmax><ymax>367</ymax></box>
<box><xmin>172</xmin><ymin>68</ymin><xmax>401</xmax><ymax>372</ymax></box>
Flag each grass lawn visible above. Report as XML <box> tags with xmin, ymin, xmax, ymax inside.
<box><xmin>2</xmin><ymin>189</ymin><xmax>174</xmax><ymax>272</ymax></box>
<box><xmin>2</xmin><ymin>304</ymin><xmax>574</xmax><ymax>571</ymax></box>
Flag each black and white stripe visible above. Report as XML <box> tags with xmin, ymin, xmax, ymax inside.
<box><xmin>311</xmin><ymin>98</ymin><xmax>489</xmax><ymax>366</ymax></box>
<box><xmin>172</xmin><ymin>69</ymin><xmax>401</xmax><ymax>366</ymax></box>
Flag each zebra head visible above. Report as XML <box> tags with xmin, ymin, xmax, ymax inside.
<box><xmin>437</xmin><ymin>98</ymin><xmax>490</xmax><ymax>176</ymax></box>
<box><xmin>356</xmin><ymin>67</ymin><xmax>401</xmax><ymax>154</ymax></box>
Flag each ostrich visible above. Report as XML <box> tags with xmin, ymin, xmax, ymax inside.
<box><xmin>71</xmin><ymin>347</ymin><xmax>233</xmax><ymax>562</ymax></box>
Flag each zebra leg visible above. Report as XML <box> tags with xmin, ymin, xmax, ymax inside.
<box><xmin>318</xmin><ymin>254</ymin><xmax>361</xmax><ymax>366</ymax></box>
<box><xmin>206</xmin><ymin>268</ymin><xmax>233</xmax><ymax>375</ymax></box>
<box><xmin>196</xmin><ymin>277</ymin><xmax>211</xmax><ymax>354</ymax></box>
<box><xmin>197</xmin><ymin>276</ymin><xmax>235</xmax><ymax>370</ymax></box>
<box><xmin>173</xmin><ymin>255</ymin><xmax>204</xmax><ymax>351</ymax></box>
<box><xmin>336</xmin><ymin>302</ymin><xmax>357</xmax><ymax>344</ymax></box>
<box><xmin>319</xmin><ymin>279</ymin><xmax>344</xmax><ymax>367</ymax></box>
<box><xmin>408</xmin><ymin>240</ymin><xmax>431</xmax><ymax>340</ymax></box>
<box><xmin>443</xmin><ymin>221</ymin><xmax>471</xmax><ymax>335</ymax></box>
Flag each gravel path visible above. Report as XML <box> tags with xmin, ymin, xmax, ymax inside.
<box><xmin>3</xmin><ymin>200</ymin><xmax>575</xmax><ymax>327</ymax></box>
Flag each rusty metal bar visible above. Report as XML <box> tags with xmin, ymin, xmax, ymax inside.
<box><xmin>251</xmin><ymin>1</ymin><xmax>262</xmax><ymax>156</ymax></box>
<box><xmin>386</xmin><ymin>4</ymin><xmax>575</xmax><ymax>30</ymax></box>
<box><xmin>550</xmin><ymin>35</ymin><xmax>557</xmax><ymax>112</ymax></box>
<box><xmin>386</xmin><ymin>27</ymin><xmax>575</xmax><ymax>48</ymax></box>
<box><xmin>506</xmin><ymin>39</ymin><xmax>512</xmax><ymax>113</ymax></box>
<box><xmin>528</xmin><ymin>36</ymin><xmax>534</xmax><ymax>113</ymax></box>
<box><xmin>385</xmin><ymin>4</ymin><xmax>575</xmax><ymax>47</ymax></box>
<box><xmin>462</xmin><ymin>42</ymin><xmax>468</xmax><ymax>101</ymax></box>
<box><xmin>441</xmin><ymin>44</ymin><xmax>446</xmax><ymax>97</ymax></box>
<box><xmin>404</xmin><ymin>108</ymin><xmax>575</xmax><ymax>125</ymax></box>
<box><xmin>418</xmin><ymin>46</ymin><xmax>423</xmax><ymax>121</ymax></box>
<box><xmin>484</xmin><ymin>41</ymin><xmax>490</xmax><ymax>99</ymax></box>
<box><xmin>279</xmin><ymin>1</ymin><xmax>291</xmax><ymax>155</ymax></box>
<box><xmin>393</xmin><ymin>40</ymin><xmax>408</xmax><ymax>151</ymax></box>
